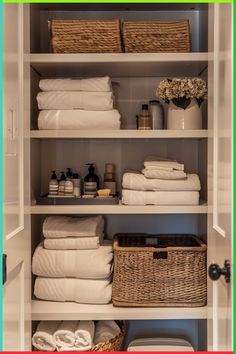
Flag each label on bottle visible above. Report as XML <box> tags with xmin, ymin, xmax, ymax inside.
<box><xmin>84</xmin><ymin>182</ymin><xmax>97</xmax><ymax>196</ymax></box>
<box><xmin>103</xmin><ymin>181</ymin><xmax>116</xmax><ymax>195</ymax></box>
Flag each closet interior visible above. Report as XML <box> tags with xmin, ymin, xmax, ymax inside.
<box><xmin>30</xmin><ymin>3</ymin><xmax>209</xmax><ymax>351</ymax></box>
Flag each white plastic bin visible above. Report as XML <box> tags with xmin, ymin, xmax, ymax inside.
<box><xmin>127</xmin><ymin>338</ymin><xmax>194</xmax><ymax>351</ymax></box>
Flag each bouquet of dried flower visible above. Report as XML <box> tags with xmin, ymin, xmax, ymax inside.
<box><xmin>156</xmin><ymin>78</ymin><xmax>207</xmax><ymax>110</ymax></box>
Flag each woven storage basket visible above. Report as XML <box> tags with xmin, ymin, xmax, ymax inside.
<box><xmin>112</xmin><ymin>234</ymin><xmax>207</xmax><ymax>307</ymax></box>
<box><xmin>91</xmin><ymin>322</ymin><xmax>125</xmax><ymax>352</ymax></box>
<box><xmin>123</xmin><ymin>19</ymin><xmax>191</xmax><ymax>53</ymax></box>
<box><xmin>51</xmin><ymin>19</ymin><xmax>122</xmax><ymax>53</ymax></box>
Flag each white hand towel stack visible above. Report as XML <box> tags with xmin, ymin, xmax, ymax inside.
<box><xmin>32</xmin><ymin>320</ymin><xmax>121</xmax><ymax>352</ymax></box>
<box><xmin>36</xmin><ymin>76</ymin><xmax>121</xmax><ymax>130</ymax></box>
<box><xmin>122</xmin><ymin>157</ymin><xmax>201</xmax><ymax>205</ymax></box>
<box><xmin>33</xmin><ymin>215</ymin><xmax>113</xmax><ymax>304</ymax></box>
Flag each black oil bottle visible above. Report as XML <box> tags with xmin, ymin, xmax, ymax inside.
<box><xmin>84</xmin><ymin>163</ymin><xmax>99</xmax><ymax>196</ymax></box>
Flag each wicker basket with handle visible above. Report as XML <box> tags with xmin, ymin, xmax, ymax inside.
<box><xmin>112</xmin><ymin>234</ymin><xmax>207</xmax><ymax>307</ymax></box>
<box><xmin>51</xmin><ymin>19</ymin><xmax>122</xmax><ymax>53</ymax></box>
<box><xmin>123</xmin><ymin>19</ymin><xmax>191</xmax><ymax>53</ymax></box>
<box><xmin>91</xmin><ymin>321</ymin><xmax>125</xmax><ymax>351</ymax></box>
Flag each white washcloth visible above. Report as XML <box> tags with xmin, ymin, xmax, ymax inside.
<box><xmin>39</xmin><ymin>77</ymin><xmax>112</xmax><ymax>92</ymax></box>
<box><xmin>34</xmin><ymin>277</ymin><xmax>112</xmax><ymax>304</ymax></box>
<box><xmin>122</xmin><ymin>172</ymin><xmax>200</xmax><ymax>191</ymax></box>
<box><xmin>32</xmin><ymin>321</ymin><xmax>60</xmax><ymax>351</ymax></box>
<box><xmin>122</xmin><ymin>189</ymin><xmax>199</xmax><ymax>205</ymax></box>
<box><xmin>43</xmin><ymin>215</ymin><xmax>104</xmax><ymax>238</ymax></box>
<box><xmin>32</xmin><ymin>242</ymin><xmax>113</xmax><ymax>279</ymax></box>
<box><xmin>144</xmin><ymin>157</ymin><xmax>184</xmax><ymax>171</ymax></box>
<box><xmin>142</xmin><ymin>168</ymin><xmax>187</xmax><ymax>180</ymax></box>
<box><xmin>94</xmin><ymin>321</ymin><xmax>121</xmax><ymax>345</ymax></box>
<box><xmin>44</xmin><ymin>235</ymin><xmax>102</xmax><ymax>250</ymax></box>
<box><xmin>75</xmin><ymin>321</ymin><xmax>95</xmax><ymax>351</ymax></box>
<box><xmin>38</xmin><ymin>109</ymin><xmax>121</xmax><ymax>130</ymax></box>
<box><xmin>53</xmin><ymin>321</ymin><xmax>78</xmax><ymax>349</ymax></box>
<box><xmin>37</xmin><ymin>91</ymin><xmax>113</xmax><ymax>111</ymax></box>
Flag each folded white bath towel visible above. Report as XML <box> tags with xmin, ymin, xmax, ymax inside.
<box><xmin>94</xmin><ymin>321</ymin><xmax>121</xmax><ymax>345</ymax></box>
<box><xmin>74</xmin><ymin>320</ymin><xmax>95</xmax><ymax>351</ymax></box>
<box><xmin>142</xmin><ymin>168</ymin><xmax>187</xmax><ymax>180</ymax></box>
<box><xmin>43</xmin><ymin>215</ymin><xmax>104</xmax><ymax>238</ymax></box>
<box><xmin>34</xmin><ymin>277</ymin><xmax>112</xmax><ymax>304</ymax></box>
<box><xmin>44</xmin><ymin>235</ymin><xmax>102</xmax><ymax>250</ymax></box>
<box><xmin>39</xmin><ymin>77</ymin><xmax>112</xmax><ymax>92</ymax></box>
<box><xmin>32</xmin><ymin>242</ymin><xmax>113</xmax><ymax>279</ymax></box>
<box><xmin>144</xmin><ymin>157</ymin><xmax>184</xmax><ymax>171</ymax></box>
<box><xmin>53</xmin><ymin>321</ymin><xmax>78</xmax><ymax>349</ymax></box>
<box><xmin>122</xmin><ymin>189</ymin><xmax>199</xmax><ymax>205</ymax></box>
<box><xmin>32</xmin><ymin>321</ymin><xmax>60</xmax><ymax>351</ymax></box>
<box><xmin>123</xmin><ymin>172</ymin><xmax>201</xmax><ymax>191</ymax></box>
<box><xmin>38</xmin><ymin>109</ymin><xmax>121</xmax><ymax>130</ymax></box>
<box><xmin>37</xmin><ymin>91</ymin><xmax>113</xmax><ymax>111</ymax></box>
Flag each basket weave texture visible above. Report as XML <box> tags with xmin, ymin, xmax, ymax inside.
<box><xmin>51</xmin><ymin>19</ymin><xmax>122</xmax><ymax>53</ymax></box>
<box><xmin>91</xmin><ymin>323</ymin><xmax>125</xmax><ymax>351</ymax></box>
<box><xmin>112</xmin><ymin>234</ymin><xmax>207</xmax><ymax>307</ymax></box>
<box><xmin>123</xmin><ymin>19</ymin><xmax>191</xmax><ymax>53</ymax></box>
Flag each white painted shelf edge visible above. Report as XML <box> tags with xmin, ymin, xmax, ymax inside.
<box><xmin>30</xmin><ymin>202</ymin><xmax>208</xmax><ymax>214</ymax></box>
<box><xmin>30</xmin><ymin>130</ymin><xmax>208</xmax><ymax>139</ymax></box>
<box><xmin>31</xmin><ymin>300</ymin><xmax>207</xmax><ymax>321</ymax></box>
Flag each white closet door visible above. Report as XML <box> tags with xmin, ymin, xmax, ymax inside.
<box><xmin>207</xmin><ymin>3</ymin><xmax>233</xmax><ymax>351</ymax></box>
<box><xmin>3</xmin><ymin>3</ymin><xmax>31</xmax><ymax>350</ymax></box>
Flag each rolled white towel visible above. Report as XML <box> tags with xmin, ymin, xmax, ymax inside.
<box><xmin>75</xmin><ymin>321</ymin><xmax>95</xmax><ymax>351</ymax></box>
<box><xmin>32</xmin><ymin>321</ymin><xmax>60</xmax><ymax>351</ymax></box>
<box><xmin>39</xmin><ymin>77</ymin><xmax>112</xmax><ymax>92</ymax></box>
<box><xmin>43</xmin><ymin>215</ymin><xmax>104</xmax><ymax>238</ymax></box>
<box><xmin>54</xmin><ymin>321</ymin><xmax>78</xmax><ymax>349</ymax></box>
<box><xmin>37</xmin><ymin>91</ymin><xmax>114</xmax><ymax>111</ymax></box>
<box><xmin>94</xmin><ymin>320</ymin><xmax>121</xmax><ymax>345</ymax></box>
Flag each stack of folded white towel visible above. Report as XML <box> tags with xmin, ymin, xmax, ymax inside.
<box><xmin>37</xmin><ymin>76</ymin><xmax>121</xmax><ymax>130</ymax></box>
<box><xmin>122</xmin><ymin>157</ymin><xmax>201</xmax><ymax>205</ymax></box>
<box><xmin>32</xmin><ymin>320</ymin><xmax>121</xmax><ymax>352</ymax></box>
<box><xmin>33</xmin><ymin>215</ymin><xmax>113</xmax><ymax>304</ymax></box>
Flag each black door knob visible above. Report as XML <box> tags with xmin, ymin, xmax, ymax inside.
<box><xmin>208</xmin><ymin>260</ymin><xmax>230</xmax><ymax>283</ymax></box>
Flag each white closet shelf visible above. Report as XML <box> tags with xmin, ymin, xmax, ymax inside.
<box><xmin>30</xmin><ymin>203</ymin><xmax>207</xmax><ymax>215</ymax></box>
<box><xmin>31</xmin><ymin>300</ymin><xmax>207</xmax><ymax>321</ymax></box>
<box><xmin>30</xmin><ymin>130</ymin><xmax>208</xmax><ymax>139</ymax></box>
<box><xmin>30</xmin><ymin>53</ymin><xmax>208</xmax><ymax>77</ymax></box>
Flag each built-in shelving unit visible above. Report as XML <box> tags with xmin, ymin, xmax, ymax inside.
<box><xmin>30</xmin><ymin>130</ymin><xmax>208</xmax><ymax>139</ymax></box>
<box><xmin>32</xmin><ymin>300</ymin><xmax>207</xmax><ymax>321</ymax></box>
<box><xmin>30</xmin><ymin>53</ymin><xmax>209</xmax><ymax>77</ymax></box>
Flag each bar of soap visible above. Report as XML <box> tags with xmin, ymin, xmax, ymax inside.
<box><xmin>97</xmin><ymin>189</ymin><xmax>111</xmax><ymax>197</ymax></box>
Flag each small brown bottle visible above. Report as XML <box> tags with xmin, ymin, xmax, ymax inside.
<box><xmin>103</xmin><ymin>163</ymin><xmax>116</xmax><ymax>196</ymax></box>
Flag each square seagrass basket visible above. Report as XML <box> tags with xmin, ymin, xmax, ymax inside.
<box><xmin>51</xmin><ymin>19</ymin><xmax>122</xmax><ymax>53</ymax></box>
<box><xmin>123</xmin><ymin>19</ymin><xmax>191</xmax><ymax>53</ymax></box>
<box><xmin>112</xmin><ymin>234</ymin><xmax>207</xmax><ymax>307</ymax></box>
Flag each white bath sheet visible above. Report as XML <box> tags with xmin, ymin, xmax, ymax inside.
<box><xmin>34</xmin><ymin>277</ymin><xmax>112</xmax><ymax>304</ymax></box>
<box><xmin>37</xmin><ymin>91</ymin><xmax>113</xmax><ymax>111</ymax></box>
<box><xmin>44</xmin><ymin>235</ymin><xmax>102</xmax><ymax>250</ymax></box>
<box><xmin>122</xmin><ymin>189</ymin><xmax>199</xmax><ymax>205</ymax></box>
<box><xmin>144</xmin><ymin>157</ymin><xmax>184</xmax><ymax>171</ymax></box>
<box><xmin>74</xmin><ymin>321</ymin><xmax>95</xmax><ymax>351</ymax></box>
<box><xmin>32</xmin><ymin>242</ymin><xmax>113</xmax><ymax>279</ymax></box>
<box><xmin>32</xmin><ymin>321</ymin><xmax>60</xmax><ymax>351</ymax></box>
<box><xmin>142</xmin><ymin>168</ymin><xmax>187</xmax><ymax>180</ymax></box>
<box><xmin>38</xmin><ymin>109</ymin><xmax>121</xmax><ymax>130</ymax></box>
<box><xmin>53</xmin><ymin>321</ymin><xmax>78</xmax><ymax>349</ymax></box>
<box><xmin>43</xmin><ymin>215</ymin><xmax>104</xmax><ymax>238</ymax></box>
<box><xmin>39</xmin><ymin>77</ymin><xmax>112</xmax><ymax>92</ymax></box>
<box><xmin>122</xmin><ymin>172</ymin><xmax>201</xmax><ymax>191</ymax></box>
<box><xmin>94</xmin><ymin>321</ymin><xmax>121</xmax><ymax>345</ymax></box>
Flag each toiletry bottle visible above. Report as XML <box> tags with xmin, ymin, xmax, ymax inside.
<box><xmin>58</xmin><ymin>171</ymin><xmax>66</xmax><ymax>195</ymax></box>
<box><xmin>103</xmin><ymin>163</ymin><xmax>116</xmax><ymax>196</ymax></box>
<box><xmin>49</xmin><ymin>171</ymin><xmax>58</xmax><ymax>195</ymax></box>
<box><xmin>149</xmin><ymin>100</ymin><xmax>164</xmax><ymax>129</ymax></box>
<box><xmin>84</xmin><ymin>163</ymin><xmax>99</xmax><ymax>196</ymax></box>
<box><xmin>72</xmin><ymin>173</ymin><xmax>81</xmax><ymax>198</ymax></box>
<box><xmin>65</xmin><ymin>168</ymin><xmax>73</xmax><ymax>195</ymax></box>
<box><xmin>138</xmin><ymin>104</ymin><xmax>152</xmax><ymax>130</ymax></box>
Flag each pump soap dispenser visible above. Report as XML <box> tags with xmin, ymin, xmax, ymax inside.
<box><xmin>84</xmin><ymin>163</ymin><xmax>99</xmax><ymax>196</ymax></box>
<box><xmin>49</xmin><ymin>171</ymin><xmax>58</xmax><ymax>196</ymax></box>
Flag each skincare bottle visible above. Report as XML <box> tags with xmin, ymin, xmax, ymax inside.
<box><xmin>65</xmin><ymin>168</ymin><xmax>73</xmax><ymax>195</ymax></box>
<box><xmin>58</xmin><ymin>171</ymin><xmax>66</xmax><ymax>195</ymax></box>
<box><xmin>138</xmin><ymin>104</ymin><xmax>152</xmax><ymax>130</ymax></box>
<box><xmin>49</xmin><ymin>171</ymin><xmax>58</xmax><ymax>195</ymax></box>
<box><xmin>84</xmin><ymin>163</ymin><xmax>99</xmax><ymax>196</ymax></box>
<box><xmin>103</xmin><ymin>163</ymin><xmax>116</xmax><ymax>196</ymax></box>
<box><xmin>72</xmin><ymin>173</ymin><xmax>81</xmax><ymax>198</ymax></box>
